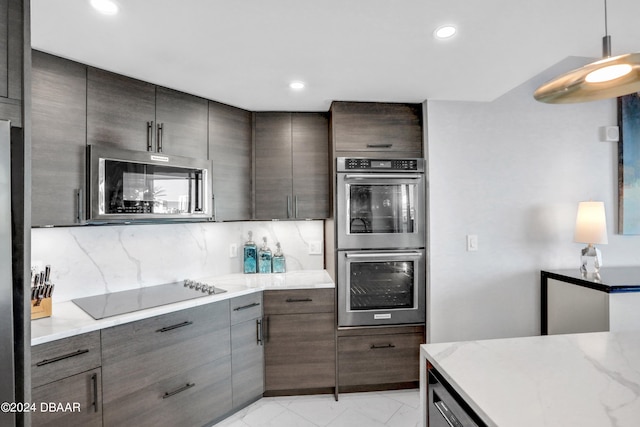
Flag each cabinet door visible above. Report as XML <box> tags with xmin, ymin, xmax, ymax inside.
<box><xmin>254</xmin><ymin>112</ymin><xmax>293</xmax><ymax>219</ymax></box>
<box><xmin>31</xmin><ymin>368</ymin><xmax>102</xmax><ymax>427</ymax></box>
<box><xmin>31</xmin><ymin>51</ymin><xmax>87</xmax><ymax>226</ymax></box>
<box><xmin>0</xmin><ymin>0</ymin><xmax>8</xmax><ymax>99</ymax></box>
<box><xmin>292</xmin><ymin>113</ymin><xmax>329</xmax><ymax>219</ymax></box>
<box><xmin>264</xmin><ymin>312</ymin><xmax>335</xmax><ymax>392</ymax></box>
<box><xmin>331</xmin><ymin>102</ymin><xmax>423</xmax><ymax>155</ymax></box>
<box><xmin>155</xmin><ymin>86</ymin><xmax>208</xmax><ymax>158</ymax></box>
<box><xmin>208</xmin><ymin>101</ymin><xmax>252</xmax><ymax>221</ymax></box>
<box><xmin>87</xmin><ymin>67</ymin><xmax>155</xmax><ymax>151</ymax></box>
<box><xmin>231</xmin><ymin>317</ymin><xmax>264</xmax><ymax>408</ymax></box>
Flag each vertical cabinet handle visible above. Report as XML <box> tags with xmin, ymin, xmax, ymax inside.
<box><xmin>157</xmin><ymin>123</ymin><xmax>164</xmax><ymax>153</ymax></box>
<box><xmin>76</xmin><ymin>188</ymin><xmax>83</xmax><ymax>223</ymax></box>
<box><xmin>257</xmin><ymin>318</ymin><xmax>264</xmax><ymax>346</ymax></box>
<box><xmin>286</xmin><ymin>196</ymin><xmax>292</xmax><ymax>218</ymax></box>
<box><xmin>294</xmin><ymin>195</ymin><xmax>298</xmax><ymax>218</ymax></box>
<box><xmin>212</xmin><ymin>194</ymin><xmax>217</xmax><ymax>221</ymax></box>
<box><xmin>91</xmin><ymin>373</ymin><xmax>98</xmax><ymax>413</ymax></box>
<box><xmin>147</xmin><ymin>121</ymin><xmax>154</xmax><ymax>151</ymax></box>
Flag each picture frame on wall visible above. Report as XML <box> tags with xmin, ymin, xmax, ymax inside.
<box><xmin>618</xmin><ymin>92</ymin><xmax>640</xmax><ymax>234</ymax></box>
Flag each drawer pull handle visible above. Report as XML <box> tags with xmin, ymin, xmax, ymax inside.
<box><xmin>370</xmin><ymin>344</ymin><xmax>395</xmax><ymax>349</ymax></box>
<box><xmin>156</xmin><ymin>321</ymin><xmax>193</xmax><ymax>333</ymax></box>
<box><xmin>366</xmin><ymin>143</ymin><xmax>393</xmax><ymax>148</ymax></box>
<box><xmin>162</xmin><ymin>382</ymin><xmax>195</xmax><ymax>399</ymax></box>
<box><xmin>91</xmin><ymin>373</ymin><xmax>99</xmax><ymax>413</ymax></box>
<box><xmin>286</xmin><ymin>298</ymin><xmax>313</xmax><ymax>303</ymax></box>
<box><xmin>36</xmin><ymin>349</ymin><xmax>89</xmax><ymax>367</ymax></box>
<box><xmin>234</xmin><ymin>302</ymin><xmax>261</xmax><ymax>311</ymax></box>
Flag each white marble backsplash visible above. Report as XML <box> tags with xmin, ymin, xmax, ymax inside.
<box><xmin>31</xmin><ymin>220</ymin><xmax>324</xmax><ymax>303</ymax></box>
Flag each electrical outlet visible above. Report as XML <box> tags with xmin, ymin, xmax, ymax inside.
<box><xmin>229</xmin><ymin>243</ymin><xmax>238</xmax><ymax>258</ymax></box>
<box><xmin>308</xmin><ymin>241</ymin><xmax>323</xmax><ymax>255</ymax></box>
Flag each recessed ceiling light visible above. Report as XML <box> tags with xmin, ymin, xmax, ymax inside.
<box><xmin>434</xmin><ymin>25</ymin><xmax>456</xmax><ymax>40</ymax></box>
<box><xmin>289</xmin><ymin>81</ymin><xmax>305</xmax><ymax>90</ymax></box>
<box><xmin>90</xmin><ymin>0</ymin><xmax>119</xmax><ymax>15</ymax></box>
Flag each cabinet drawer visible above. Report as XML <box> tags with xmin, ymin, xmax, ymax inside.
<box><xmin>102</xmin><ymin>301</ymin><xmax>230</xmax><ymax>400</ymax></box>
<box><xmin>32</xmin><ymin>368</ymin><xmax>102</xmax><ymax>427</ymax></box>
<box><xmin>264</xmin><ymin>289</ymin><xmax>334</xmax><ymax>315</ymax></box>
<box><xmin>32</xmin><ymin>331</ymin><xmax>101</xmax><ymax>388</ymax></box>
<box><xmin>338</xmin><ymin>331</ymin><xmax>424</xmax><ymax>387</ymax></box>
<box><xmin>230</xmin><ymin>292</ymin><xmax>263</xmax><ymax>325</ymax></box>
<box><xmin>103</xmin><ymin>356</ymin><xmax>232</xmax><ymax>427</ymax></box>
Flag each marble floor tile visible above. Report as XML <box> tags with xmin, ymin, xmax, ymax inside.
<box><xmin>212</xmin><ymin>389</ymin><xmax>420</xmax><ymax>427</ymax></box>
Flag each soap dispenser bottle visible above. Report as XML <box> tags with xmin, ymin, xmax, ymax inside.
<box><xmin>258</xmin><ymin>237</ymin><xmax>272</xmax><ymax>274</ymax></box>
<box><xmin>243</xmin><ymin>231</ymin><xmax>258</xmax><ymax>274</ymax></box>
<box><xmin>272</xmin><ymin>242</ymin><xmax>286</xmax><ymax>273</ymax></box>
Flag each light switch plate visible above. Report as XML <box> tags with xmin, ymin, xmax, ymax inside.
<box><xmin>467</xmin><ymin>235</ymin><xmax>478</xmax><ymax>251</ymax></box>
<box><xmin>229</xmin><ymin>243</ymin><xmax>238</xmax><ymax>258</ymax></box>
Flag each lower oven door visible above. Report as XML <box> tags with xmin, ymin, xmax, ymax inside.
<box><xmin>428</xmin><ymin>370</ymin><xmax>483</xmax><ymax>427</ymax></box>
<box><xmin>338</xmin><ymin>249</ymin><xmax>425</xmax><ymax>327</ymax></box>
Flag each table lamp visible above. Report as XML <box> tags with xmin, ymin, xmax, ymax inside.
<box><xmin>574</xmin><ymin>201</ymin><xmax>608</xmax><ymax>274</ymax></box>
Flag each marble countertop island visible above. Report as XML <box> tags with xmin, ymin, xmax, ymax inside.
<box><xmin>420</xmin><ymin>331</ymin><xmax>640</xmax><ymax>426</ymax></box>
<box><xmin>32</xmin><ymin>270</ymin><xmax>334</xmax><ymax>346</ymax></box>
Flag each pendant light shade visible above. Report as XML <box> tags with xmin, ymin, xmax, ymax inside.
<box><xmin>534</xmin><ymin>1</ymin><xmax>640</xmax><ymax>104</ymax></box>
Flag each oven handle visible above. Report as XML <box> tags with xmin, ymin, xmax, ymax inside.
<box><xmin>345</xmin><ymin>252</ymin><xmax>422</xmax><ymax>259</ymax></box>
<box><xmin>343</xmin><ymin>173</ymin><xmax>423</xmax><ymax>180</ymax></box>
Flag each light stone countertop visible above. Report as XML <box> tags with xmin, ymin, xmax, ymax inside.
<box><xmin>31</xmin><ymin>270</ymin><xmax>334</xmax><ymax>346</ymax></box>
<box><xmin>420</xmin><ymin>331</ymin><xmax>640</xmax><ymax>426</ymax></box>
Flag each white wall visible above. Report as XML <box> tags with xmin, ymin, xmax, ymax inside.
<box><xmin>426</xmin><ymin>57</ymin><xmax>640</xmax><ymax>343</ymax></box>
<box><xmin>31</xmin><ymin>220</ymin><xmax>324</xmax><ymax>303</ymax></box>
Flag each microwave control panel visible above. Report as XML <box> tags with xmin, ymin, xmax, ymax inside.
<box><xmin>343</xmin><ymin>158</ymin><xmax>419</xmax><ymax>171</ymax></box>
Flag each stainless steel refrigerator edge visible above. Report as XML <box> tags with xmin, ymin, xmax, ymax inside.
<box><xmin>0</xmin><ymin>120</ymin><xmax>16</xmax><ymax>426</ymax></box>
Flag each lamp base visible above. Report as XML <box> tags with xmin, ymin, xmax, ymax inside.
<box><xmin>580</xmin><ymin>244</ymin><xmax>602</xmax><ymax>274</ymax></box>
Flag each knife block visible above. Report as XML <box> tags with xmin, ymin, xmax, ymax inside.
<box><xmin>31</xmin><ymin>297</ymin><xmax>52</xmax><ymax>320</ymax></box>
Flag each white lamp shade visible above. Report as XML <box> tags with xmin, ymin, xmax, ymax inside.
<box><xmin>574</xmin><ymin>201</ymin><xmax>608</xmax><ymax>244</ymax></box>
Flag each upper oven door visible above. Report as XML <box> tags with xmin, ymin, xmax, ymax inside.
<box><xmin>337</xmin><ymin>171</ymin><xmax>425</xmax><ymax>249</ymax></box>
<box><xmin>87</xmin><ymin>145</ymin><xmax>213</xmax><ymax>223</ymax></box>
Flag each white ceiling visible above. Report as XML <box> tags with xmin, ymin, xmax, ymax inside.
<box><xmin>30</xmin><ymin>0</ymin><xmax>640</xmax><ymax>112</ymax></box>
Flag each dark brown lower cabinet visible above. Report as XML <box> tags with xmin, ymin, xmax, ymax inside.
<box><xmin>230</xmin><ymin>292</ymin><xmax>264</xmax><ymax>409</ymax></box>
<box><xmin>31</xmin><ymin>368</ymin><xmax>102</xmax><ymax>427</ymax></box>
<box><xmin>31</xmin><ymin>331</ymin><xmax>103</xmax><ymax>427</ymax></box>
<box><xmin>101</xmin><ymin>302</ymin><xmax>232</xmax><ymax>427</ymax></box>
<box><xmin>263</xmin><ymin>289</ymin><xmax>336</xmax><ymax>394</ymax></box>
<box><xmin>103</xmin><ymin>357</ymin><xmax>231</xmax><ymax>427</ymax></box>
<box><xmin>338</xmin><ymin>325</ymin><xmax>424</xmax><ymax>390</ymax></box>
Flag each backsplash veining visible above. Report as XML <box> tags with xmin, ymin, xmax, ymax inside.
<box><xmin>31</xmin><ymin>220</ymin><xmax>324</xmax><ymax>303</ymax></box>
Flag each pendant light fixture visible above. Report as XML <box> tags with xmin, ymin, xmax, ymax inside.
<box><xmin>534</xmin><ymin>0</ymin><xmax>640</xmax><ymax>104</ymax></box>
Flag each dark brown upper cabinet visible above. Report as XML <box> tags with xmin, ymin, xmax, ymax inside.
<box><xmin>87</xmin><ymin>67</ymin><xmax>208</xmax><ymax>159</ymax></box>
<box><xmin>331</xmin><ymin>101</ymin><xmax>423</xmax><ymax>157</ymax></box>
<box><xmin>208</xmin><ymin>101</ymin><xmax>252</xmax><ymax>221</ymax></box>
<box><xmin>31</xmin><ymin>51</ymin><xmax>87</xmax><ymax>226</ymax></box>
<box><xmin>0</xmin><ymin>0</ymin><xmax>25</xmax><ymax>126</ymax></box>
<box><xmin>254</xmin><ymin>112</ymin><xmax>329</xmax><ymax>220</ymax></box>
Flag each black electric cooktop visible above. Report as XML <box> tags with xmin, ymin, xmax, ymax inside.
<box><xmin>72</xmin><ymin>280</ymin><xmax>225</xmax><ymax>320</ymax></box>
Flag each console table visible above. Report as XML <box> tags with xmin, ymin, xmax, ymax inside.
<box><xmin>541</xmin><ymin>267</ymin><xmax>640</xmax><ymax>335</ymax></box>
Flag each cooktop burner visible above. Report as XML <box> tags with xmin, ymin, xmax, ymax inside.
<box><xmin>72</xmin><ymin>280</ymin><xmax>226</xmax><ymax>320</ymax></box>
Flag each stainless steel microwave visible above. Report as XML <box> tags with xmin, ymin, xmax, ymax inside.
<box><xmin>86</xmin><ymin>145</ymin><xmax>213</xmax><ymax>223</ymax></box>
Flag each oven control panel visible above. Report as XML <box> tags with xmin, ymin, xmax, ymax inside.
<box><xmin>343</xmin><ymin>158</ymin><xmax>419</xmax><ymax>170</ymax></box>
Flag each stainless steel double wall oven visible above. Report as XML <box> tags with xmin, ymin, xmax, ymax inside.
<box><xmin>336</xmin><ymin>157</ymin><xmax>426</xmax><ymax>327</ymax></box>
